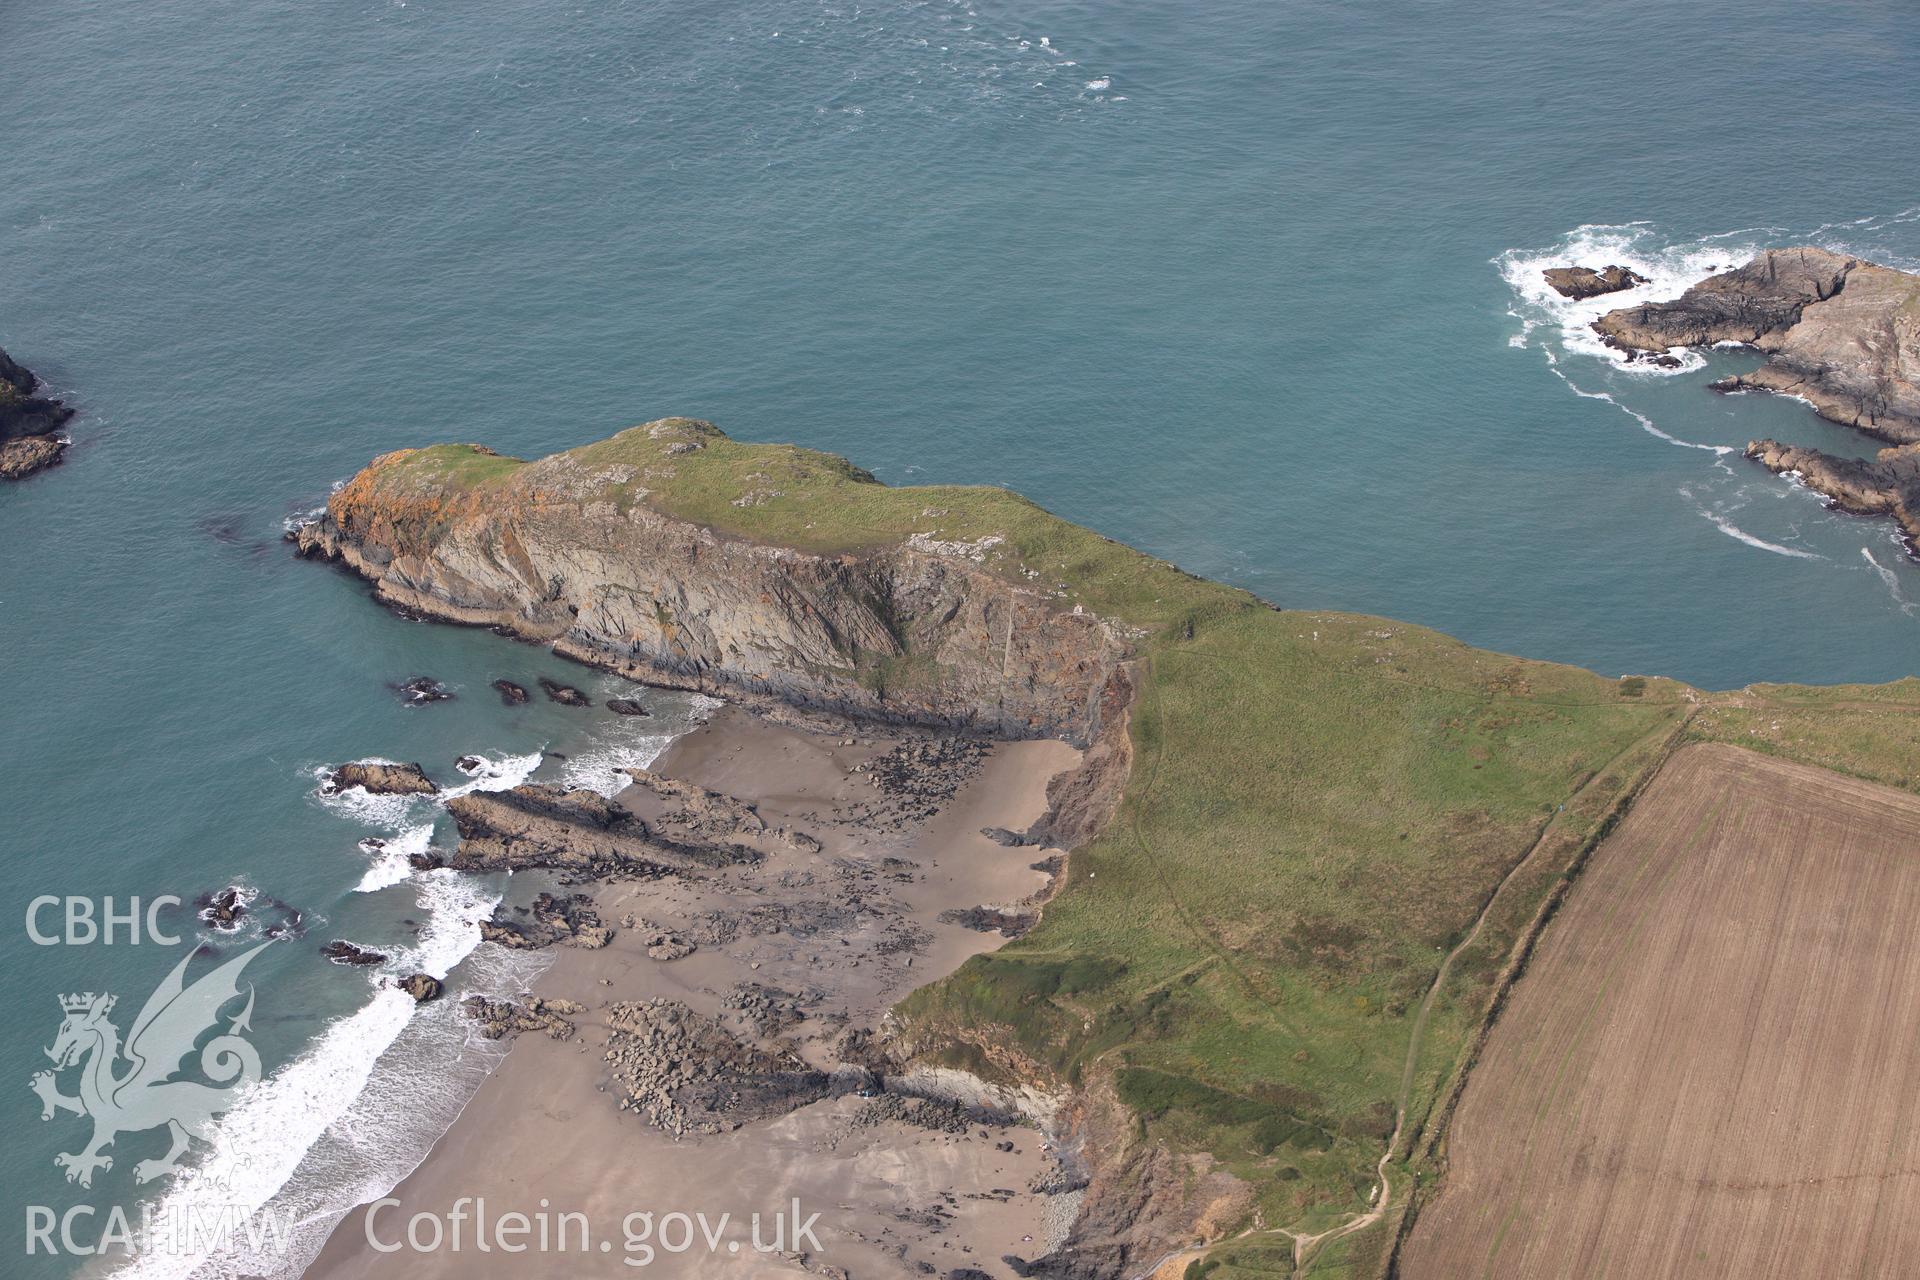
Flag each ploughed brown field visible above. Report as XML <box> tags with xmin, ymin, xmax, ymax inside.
<box><xmin>1401</xmin><ymin>742</ymin><xmax>1920</xmax><ymax>1280</ymax></box>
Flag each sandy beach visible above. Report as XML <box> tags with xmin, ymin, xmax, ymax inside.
<box><xmin>306</xmin><ymin>705</ymin><xmax>1082</xmax><ymax>1278</ymax></box>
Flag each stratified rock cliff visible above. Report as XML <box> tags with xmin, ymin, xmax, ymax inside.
<box><xmin>1594</xmin><ymin>247</ymin><xmax>1920</xmax><ymax>442</ymax></box>
<box><xmin>293</xmin><ymin>418</ymin><xmax>1139</xmax><ymax>744</ymax></box>
<box><xmin>0</xmin><ymin>347</ymin><xmax>75</xmax><ymax>480</ymax></box>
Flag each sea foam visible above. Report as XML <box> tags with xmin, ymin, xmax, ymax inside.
<box><xmin>105</xmin><ymin>872</ymin><xmax>525</xmax><ymax>1280</ymax></box>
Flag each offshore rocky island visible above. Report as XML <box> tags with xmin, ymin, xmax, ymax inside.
<box><xmin>290</xmin><ymin>417</ymin><xmax>1920</xmax><ymax>1278</ymax></box>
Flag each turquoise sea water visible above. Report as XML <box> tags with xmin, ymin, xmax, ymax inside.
<box><xmin>3</xmin><ymin>1</ymin><xmax>1918</xmax><ymax>1273</ymax></box>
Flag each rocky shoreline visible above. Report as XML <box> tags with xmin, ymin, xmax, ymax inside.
<box><xmin>0</xmin><ymin>347</ymin><xmax>74</xmax><ymax>480</ymax></box>
<box><xmin>1588</xmin><ymin>247</ymin><xmax>1920</xmax><ymax>547</ymax></box>
<box><xmin>287</xmin><ymin>423</ymin><xmax>1221</xmax><ymax>1276</ymax></box>
<box><xmin>305</xmin><ymin>704</ymin><xmax>1092</xmax><ymax>1278</ymax></box>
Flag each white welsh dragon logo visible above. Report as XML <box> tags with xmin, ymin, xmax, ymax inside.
<box><xmin>30</xmin><ymin>943</ymin><xmax>268</xmax><ymax>1188</ymax></box>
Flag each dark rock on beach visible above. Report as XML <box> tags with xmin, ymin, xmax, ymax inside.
<box><xmin>605</xmin><ymin>997</ymin><xmax>832</xmax><ymax>1136</ymax></box>
<box><xmin>491</xmin><ymin>679</ymin><xmax>530</xmax><ymax>705</ymax></box>
<box><xmin>392</xmin><ymin>676</ymin><xmax>453</xmax><ymax>706</ymax></box>
<box><xmin>447</xmin><ymin>776</ymin><xmax>771</xmax><ymax>877</ymax></box>
<box><xmin>463</xmin><ymin>995</ymin><xmax>583</xmax><ymax>1041</ymax></box>
<box><xmin>0</xmin><ymin>347</ymin><xmax>75</xmax><ymax>481</ymax></box>
<box><xmin>325</xmin><ymin>760</ymin><xmax>438</xmax><ymax>796</ymax></box>
<box><xmin>606</xmin><ymin>697</ymin><xmax>650</xmax><ymax>716</ymax></box>
<box><xmin>1542</xmin><ymin>264</ymin><xmax>1647</xmax><ymax>300</ymax></box>
<box><xmin>939</xmin><ymin>906</ymin><xmax>1036</xmax><ymax>937</ymax></box>
<box><xmin>399</xmin><ymin>973</ymin><xmax>444</xmax><ymax>1003</ymax></box>
<box><xmin>480</xmin><ymin>892</ymin><xmax>613</xmax><ymax>950</ymax></box>
<box><xmin>539</xmin><ymin>677</ymin><xmax>591</xmax><ymax>706</ymax></box>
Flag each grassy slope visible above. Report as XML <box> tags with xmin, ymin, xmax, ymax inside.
<box><xmin>365</xmin><ymin>424</ymin><xmax>1920</xmax><ymax>1276</ymax></box>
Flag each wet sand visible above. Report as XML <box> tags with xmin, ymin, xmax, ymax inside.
<box><xmin>307</xmin><ymin>707</ymin><xmax>1081</xmax><ymax>1278</ymax></box>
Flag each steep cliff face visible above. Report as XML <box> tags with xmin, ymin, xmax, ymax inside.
<box><xmin>293</xmin><ymin>419</ymin><xmax>1136</xmax><ymax>744</ymax></box>
<box><xmin>1594</xmin><ymin>247</ymin><xmax>1920</xmax><ymax>443</ymax></box>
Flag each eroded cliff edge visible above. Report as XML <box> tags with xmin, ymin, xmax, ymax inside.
<box><xmin>292</xmin><ymin>417</ymin><xmax>1146</xmax><ymax>744</ymax></box>
<box><xmin>1593</xmin><ymin>247</ymin><xmax>1920</xmax><ymax>546</ymax></box>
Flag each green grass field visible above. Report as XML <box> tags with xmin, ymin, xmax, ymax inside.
<box><xmin>365</xmin><ymin>422</ymin><xmax>1920</xmax><ymax>1277</ymax></box>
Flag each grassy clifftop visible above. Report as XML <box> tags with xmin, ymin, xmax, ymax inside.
<box><xmin>348</xmin><ymin>419</ymin><xmax>1241</xmax><ymax>632</ymax></box>
<box><xmin>343</xmin><ymin>421</ymin><xmax>1920</xmax><ymax>1277</ymax></box>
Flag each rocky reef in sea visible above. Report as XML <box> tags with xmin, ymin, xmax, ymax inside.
<box><xmin>1542</xmin><ymin>264</ymin><xmax>1646</xmax><ymax>300</ymax></box>
<box><xmin>0</xmin><ymin>347</ymin><xmax>75</xmax><ymax>480</ymax></box>
<box><xmin>1594</xmin><ymin>247</ymin><xmax>1920</xmax><ymax>546</ymax></box>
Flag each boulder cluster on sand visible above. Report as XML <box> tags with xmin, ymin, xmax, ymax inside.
<box><xmin>462</xmin><ymin>995</ymin><xmax>583</xmax><ymax>1041</ymax></box>
<box><xmin>0</xmin><ymin>347</ymin><xmax>74</xmax><ymax>480</ymax></box>
<box><xmin>480</xmin><ymin>892</ymin><xmax>613</xmax><ymax>949</ymax></box>
<box><xmin>1541</xmin><ymin>264</ymin><xmax>1647</xmax><ymax>300</ymax></box>
<box><xmin>1594</xmin><ymin>247</ymin><xmax>1920</xmax><ymax>546</ymax></box>
<box><xmin>604</xmin><ymin>998</ymin><xmax>837</xmax><ymax>1137</ymax></box>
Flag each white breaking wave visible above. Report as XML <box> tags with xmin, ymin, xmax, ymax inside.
<box><xmin>107</xmin><ymin>872</ymin><xmax>512</xmax><ymax>1280</ymax></box>
<box><xmin>1496</xmin><ymin>222</ymin><xmax>1770</xmax><ymax>372</ymax></box>
<box><xmin>309</xmin><ymin>759</ymin><xmax>423</xmax><ymax>829</ymax></box>
<box><xmin>437</xmin><ymin>748</ymin><xmax>543</xmax><ymax>800</ymax></box>
<box><xmin>558</xmin><ymin>689</ymin><xmax>720</xmax><ymax>797</ymax></box>
<box><xmin>1862</xmin><ymin>547</ymin><xmax>1919</xmax><ymax>614</ymax></box>
<box><xmin>327</xmin><ymin>750</ymin><xmax>540</xmax><ymax>892</ymax></box>
<box><xmin>1699</xmin><ymin>508</ymin><xmax>1823</xmax><ymax>560</ymax></box>
<box><xmin>154</xmin><ymin>699</ymin><xmax>708</xmax><ymax>1277</ymax></box>
<box><xmin>1539</xmin><ymin>343</ymin><xmax>1735</xmax><ymax>466</ymax></box>
<box><xmin>353</xmin><ymin>823</ymin><xmax>431</xmax><ymax>894</ymax></box>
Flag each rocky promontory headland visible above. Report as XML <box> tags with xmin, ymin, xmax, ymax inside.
<box><xmin>1594</xmin><ymin>247</ymin><xmax>1920</xmax><ymax>544</ymax></box>
<box><xmin>0</xmin><ymin>347</ymin><xmax>75</xmax><ymax>480</ymax></box>
<box><xmin>291</xmin><ymin>418</ymin><xmax>1138</xmax><ymax>744</ymax></box>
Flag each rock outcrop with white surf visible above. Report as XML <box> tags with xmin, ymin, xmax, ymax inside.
<box><xmin>1542</xmin><ymin>264</ymin><xmax>1646</xmax><ymax>300</ymax></box>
